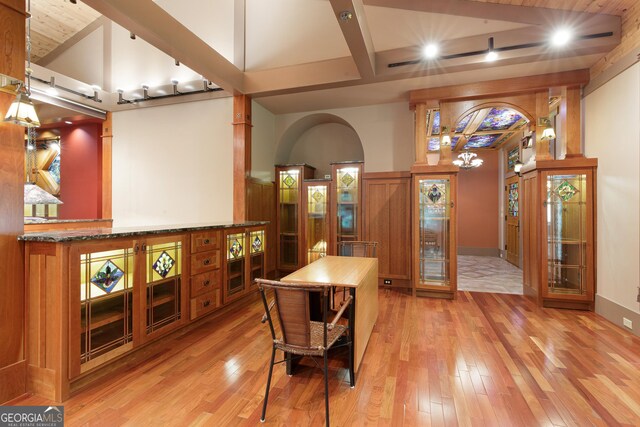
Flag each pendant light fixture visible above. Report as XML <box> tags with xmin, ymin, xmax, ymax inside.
<box><xmin>4</xmin><ymin>0</ymin><xmax>40</xmax><ymax>128</ymax></box>
<box><xmin>453</xmin><ymin>150</ymin><xmax>484</xmax><ymax>169</ymax></box>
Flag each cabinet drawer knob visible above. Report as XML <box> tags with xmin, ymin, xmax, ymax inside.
<box><xmin>203</xmin><ymin>300</ymin><xmax>211</xmax><ymax>307</ymax></box>
<box><xmin>203</xmin><ymin>258</ymin><xmax>211</xmax><ymax>265</ymax></box>
<box><xmin>203</xmin><ymin>239</ymin><xmax>211</xmax><ymax>244</ymax></box>
<box><xmin>203</xmin><ymin>280</ymin><xmax>211</xmax><ymax>286</ymax></box>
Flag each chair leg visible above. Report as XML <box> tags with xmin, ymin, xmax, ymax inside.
<box><xmin>324</xmin><ymin>351</ymin><xmax>330</xmax><ymax>427</ymax></box>
<box><xmin>261</xmin><ymin>346</ymin><xmax>276</xmax><ymax>423</ymax></box>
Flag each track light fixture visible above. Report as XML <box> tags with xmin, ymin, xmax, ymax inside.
<box><xmin>116</xmin><ymin>80</ymin><xmax>223</xmax><ymax>105</ymax></box>
<box><xmin>142</xmin><ymin>85</ymin><xmax>150</xmax><ymax>99</ymax></box>
<box><xmin>485</xmin><ymin>37</ymin><xmax>498</xmax><ymax>62</ymax></box>
<box><xmin>130</xmin><ymin>32</ymin><xmax>136</xmax><ymax>40</ymax></box>
<box><xmin>171</xmin><ymin>80</ymin><xmax>179</xmax><ymax>95</ymax></box>
<box><xmin>175</xmin><ymin>59</ymin><xmax>180</xmax><ymax>66</ymax></box>
<box><xmin>70</xmin><ymin>0</ymin><xmax>77</xmax><ymax>4</ymax></box>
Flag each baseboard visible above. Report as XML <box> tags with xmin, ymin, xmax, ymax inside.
<box><xmin>595</xmin><ymin>295</ymin><xmax>640</xmax><ymax>338</ymax></box>
<box><xmin>458</xmin><ymin>247</ymin><xmax>500</xmax><ymax>257</ymax></box>
<box><xmin>0</xmin><ymin>360</ymin><xmax>26</xmax><ymax>404</ymax></box>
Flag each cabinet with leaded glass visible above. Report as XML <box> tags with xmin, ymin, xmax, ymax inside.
<box><xmin>302</xmin><ymin>179</ymin><xmax>331</xmax><ymax>265</ymax></box>
<box><xmin>330</xmin><ymin>161</ymin><xmax>363</xmax><ymax>254</ymax></box>
<box><xmin>412</xmin><ymin>171</ymin><xmax>458</xmax><ymax>299</ymax></box>
<box><xmin>223</xmin><ymin>225</ymin><xmax>267</xmax><ymax>303</ymax></box>
<box><xmin>540</xmin><ymin>166</ymin><xmax>595</xmax><ymax>308</ymax></box>
<box><xmin>275</xmin><ymin>164</ymin><xmax>316</xmax><ymax>274</ymax></box>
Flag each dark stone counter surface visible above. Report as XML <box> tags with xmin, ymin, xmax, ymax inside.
<box><xmin>18</xmin><ymin>221</ymin><xmax>268</xmax><ymax>243</ymax></box>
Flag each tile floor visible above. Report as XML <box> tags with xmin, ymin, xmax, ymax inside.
<box><xmin>457</xmin><ymin>255</ymin><xmax>523</xmax><ymax>294</ymax></box>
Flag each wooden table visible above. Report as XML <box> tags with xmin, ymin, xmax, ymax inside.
<box><xmin>282</xmin><ymin>256</ymin><xmax>378</xmax><ymax>379</ymax></box>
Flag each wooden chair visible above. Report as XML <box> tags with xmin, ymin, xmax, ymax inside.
<box><xmin>256</xmin><ymin>278</ymin><xmax>354</xmax><ymax>427</ymax></box>
<box><xmin>337</xmin><ymin>240</ymin><xmax>378</xmax><ymax>258</ymax></box>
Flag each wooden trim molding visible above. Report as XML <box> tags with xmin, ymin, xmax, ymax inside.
<box><xmin>100</xmin><ymin>112</ymin><xmax>113</xmax><ymax>219</ymax></box>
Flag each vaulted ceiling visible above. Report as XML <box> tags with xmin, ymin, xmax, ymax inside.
<box><xmin>26</xmin><ymin>0</ymin><xmax>635</xmax><ymax>115</ymax></box>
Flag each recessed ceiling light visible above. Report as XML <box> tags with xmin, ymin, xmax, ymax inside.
<box><xmin>551</xmin><ymin>28</ymin><xmax>572</xmax><ymax>47</ymax></box>
<box><xmin>64</xmin><ymin>121</ymin><xmax>72</xmax><ymax>125</ymax></box>
<box><xmin>423</xmin><ymin>43</ymin><xmax>439</xmax><ymax>59</ymax></box>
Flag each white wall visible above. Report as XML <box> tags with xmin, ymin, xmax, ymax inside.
<box><xmin>288</xmin><ymin>123</ymin><xmax>364</xmax><ymax>177</ymax></box>
<box><xmin>275</xmin><ymin>102</ymin><xmax>414</xmax><ymax>172</ymax></box>
<box><xmin>112</xmin><ymin>97</ymin><xmax>234</xmax><ymax>227</ymax></box>
<box><xmin>46</xmin><ymin>27</ymin><xmax>104</xmax><ymax>88</ymax></box>
<box><xmin>585</xmin><ymin>63</ymin><xmax>640</xmax><ymax>314</ymax></box>
<box><xmin>251</xmin><ymin>100</ymin><xmax>276</xmax><ymax>182</ymax></box>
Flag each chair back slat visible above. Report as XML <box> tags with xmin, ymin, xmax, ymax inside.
<box><xmin>338</xmin><ymin>241</ymin><xmax>377</xmax><ymax>258</ymax></box>
<box><xmin>275</xmin><ymin>288</ymin><xmax>311</xmax><ymax>347</ymax></box>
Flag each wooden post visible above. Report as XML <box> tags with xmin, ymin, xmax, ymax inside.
<box><xmin>439</xmin><ymin>102</ymin><xmax>453</xmax><ymax>165</ymax></box>
<box><xmin>414</xmin><ymin>103</ymin><xmax>427</xmax><ymax>164</ymax></box>
<box><xmin>101</xmin><ymin>112</ymin><xmax>113</xmax><ymax>219</ymax></box>
<box><xmin>232</xmin><ymin>95</ymin><xmax>252</xmax><ymax>222</ymax></box>
<box><xmin>563</xmin><ymin>86</ymin><xmax>582</xmax><ymax>157</ymax></box>
<box><xmin>0</xmin><ymin>0</ymin><xmax>27</xmax><ymax>403</ymax></box>
<box><xmin>535</xmin><ymin>90</ymin><xmax>552</xmax><ymax>161</ymax></box>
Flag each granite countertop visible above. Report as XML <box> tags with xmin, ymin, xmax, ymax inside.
<box><xmin>18</xmin><ymin>221</ymin><xmax>269</xmax><ymax>242</ymax></box>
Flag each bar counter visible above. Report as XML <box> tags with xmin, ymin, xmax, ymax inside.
<box><xmin>20</xmin><ymin>220</ymin><xmax>268</xmax><ymax>402</ymax></box>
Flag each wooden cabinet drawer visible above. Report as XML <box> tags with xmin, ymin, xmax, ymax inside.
<box><xmin>190</xmin><ymin>270</ymin><xmax>221</xmax><ymax>298</ymax></box>
<box><xmin>190</xmin><ymin>289</ymin><xmax>220</xmax><ymax>320</ymax></box>
<box><xmin>190</xmin><ymin>250</ymin><xmax>219</xmax><ymax>274</ymax></box>
<box><xmin>191</xmin><ymin>231</ymin><xmax>221</xmax><ymax>253</ymax></box>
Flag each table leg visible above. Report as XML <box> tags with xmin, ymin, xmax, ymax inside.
<box><xmin>349</xmin><ymin>287</ymin><xmax>356</xmax><ymax>387</ymax></box>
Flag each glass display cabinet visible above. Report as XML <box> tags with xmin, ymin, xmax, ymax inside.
<box><xmin>540</xmin><ymin>168</ymin><xmax>595</xmax><ymax>308</ymax></box>
<box><xmin>224</xmin><ymin>226</ymin><xmax>267</xmax><ymax>303</ymax></box>
<box><xmin>275</xmin><ymin>164</ymin><xmax>316</xmax><ymax>274</ymax></box>
<box><xmin>302</xmin><ymin>179</ymin><xmax>331</xmax><ymax>265</ymax></box>
<box><xmin>330</xmin><ymin>161</ymin><xmax>363</xmax><ymax>254</ymax></box>
<box><xmin>412</xmin><ymin>172</ymin><xmax>457</xmax><ymax>299</ymax></box>
<box><xmin>142</xmin><ymin>236</ymin><xmax>184</xmax><ymax>340</ymax></box>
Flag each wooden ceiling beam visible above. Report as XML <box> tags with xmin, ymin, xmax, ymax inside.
<box><xmin>330</xmin><ymin>0</ymin><xmax>376</xmax><ymax>78</ymax></box>
<box><xmin>81</xmin><ymin>0</ymin><xmax>244</xmax><ymax>94</ymax></box>
<box><xmin>410</xmin><ymin>69</ymin><xmax>590</xmax><ymax>104</ymax></box>
<box><xmin>363</xmin><ymin>0</ymin><xmax>617</xmax><ymax>26</ymax></box>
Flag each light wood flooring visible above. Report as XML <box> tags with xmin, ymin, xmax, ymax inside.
<box><xmin>11</xmin><ymin>289</ymin><xmax>640</xmax><ymax>426</ymax></box>
<box><xmin>458</xmin><ymin>256</ymin><xmax>523</xmax><ymax>295</ymax></box>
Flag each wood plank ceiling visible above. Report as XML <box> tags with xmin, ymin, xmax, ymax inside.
<box><xmin>464</xmin><ymin>0</ymin><xmax>635</xmax><ymax>16</ymax></box>
<box><xmin>30</xmin><ymin>0</ymin><xmax>100</xmax><ymax>63</ymax></box>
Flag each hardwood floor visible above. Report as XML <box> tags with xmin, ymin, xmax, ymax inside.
<box><xmin>11</xmin><ymin>289</ymin><xmax>640</xmax><ymax>426</ymax></box>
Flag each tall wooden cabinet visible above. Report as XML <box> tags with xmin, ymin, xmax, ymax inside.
<box><xmin>412</xmin><ymin>168</ymin><xmax>458</xmax><ymax>299</ymax></box>
<box><xmin>363</xmin><ymin>172</ymin><xmax>411</xmax><ymax>287</ymax></box>
<box><xmin>523</xmin><ymin>159</ymin><xmax>597</xmax><ymax>309</ymax></box>
<box><xmin>302</xmin><ymin>179</ymin><xmax>331</xmax><ymax>265</ymax></box>
<box><xmin>330</xmin><ymin>161</ymin><xmax>363</xmax><ymax>254</ymax></box>
<box><xmin>275</xmin><ymin>164</ymin><xmax>315</xmax><ymax>274</ymax></box>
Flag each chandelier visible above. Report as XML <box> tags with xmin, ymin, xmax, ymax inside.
<box><xmin>453</xmin><ymin>150</ymin><xmax>483</xmax><ymax>169</ymax></box>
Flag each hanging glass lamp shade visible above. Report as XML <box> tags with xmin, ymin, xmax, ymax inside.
<box><xmin>4</xmin><ymin>92</ymin><xmax>40</xmax><ymax>127</ymax></box>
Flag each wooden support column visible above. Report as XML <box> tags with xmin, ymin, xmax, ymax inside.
<box><xmin>439</xmin><ymin>102</ymin><xmax>453</xmax><ymax>165</ymax></box>
<box><xmin>535</xmin><ymin>90</ymin><xmax>552</xmax><ymax>161</ymax></box>
<box><xmin>414</xmin><ymin>103</ymin><xmax>426</xmax><ymax>164</ymax></box>
<box><xmin>232</xmin><ymin>95</ymin><xmax>252</xmax><ymax>222</ymax></box>
<box><xmin>0</xmin><ymin>0</ymin><xmax>26</xmax><ymax>404</ymax></box>
<box><xmin>562</xmin><ymin>86</ymin><xmax>583</xmax><ymax>157</ymax></box>
<box><xmin>101</xmin><ymin>112</ymin><xmax>112</xmax><ymax>219</ymax></box>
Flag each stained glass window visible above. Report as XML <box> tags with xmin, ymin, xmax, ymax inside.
<box><xmin>48</xmin><ymin>154</ymin><xmax>61</xmax><ymax>184</ymax></box>
<box><xmin>152</xmin><ymin>251</ymin><xmax>175</xmax><ymax>278</ymax></box>
<box><xmin>431</xmin><ymin>110</ymin><xmax>441</xmax><ymax>135</ymax></box>
<box><xmin>465</xmin><ymin>134</ymin><xmax>501</xmax><ymax>148</ymax></box>
<box><xmin>451</xmin><ymin>136</ymin><xmax>460</xmax><ymax>148</ymax></box>
<box><xmin>508</xmin><ymin>183</ymin><xmax>519</xmax><ymax>217</ymax></box>
<box><xmin>555</xmin><ymin>180</ymin><xmax>578</xmax><ymax>202</ymax></box>
<box><xmin>507</xmin><ymin>146</ymin><xmax>519</xmax><ymax>172</ymax></box>
<box><xmin>90</xmin><ymin>260</ymin><xmax>125</xmax><ymax>293</ymax></box>
<box><xmin>477</xmin><ymin>108</ymin><xmax>522</xmax><ymax>131</ymax></box>
<box><xmin>336</xmin><ymin>166</ymin><xmax>360</xmax><ymax>246</ymax></box>
<box><xmin>455</xmin><ymin>114</ymin><xmax>472</xmax><ymax>133</ymax></box>
<box><xmin>428</xmin><ymin>137</ymin><xmax>440</xmax><ymax>151</ymax></box>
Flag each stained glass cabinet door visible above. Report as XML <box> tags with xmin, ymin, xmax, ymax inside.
<box><xmin>412</xmin><ymin>173</ymin><xmax>458</xmax><ymax>299</ymax></box>
<box><xmin>302</xmin><ymin>179</ymin><xmax>331</xmax><ymax>265</ymax></box>
<box><xmin>331</xmin><ymin>161</ymin><xmax>363</xmax><ymax>254</ymax></box>
<box><xmin>139</xmin><ymin>234</ymin><xmax>187</xmax><ymax>342</ymax></box>
<box><xmin>275</xmin><ymin>164</ymin><xmax>316</xmax><ymax>274</ymax></box>
<box><xmin>540</xmin><ymin>169</ymin><xmax>594</xmax><ymax>308</ymax></box>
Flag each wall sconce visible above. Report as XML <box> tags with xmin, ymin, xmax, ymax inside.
<box><xmin>514</xmin><ymin>161</ymin><xmax>524</xmax><ymax>177</ymax></box>
<box><xmin>521</xmin><ymin>133</ymin><xmax>533</xmax><ymax>148</ymax></box>
<box><xmin>441</xmin><ymin>126</ymin><xmax>451</xmax><ymax>146</ymax></box>
<box><xmin>539</xmin><ymin>117</ymin><xmax>556</xmax><ymax>140</ymax></box>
